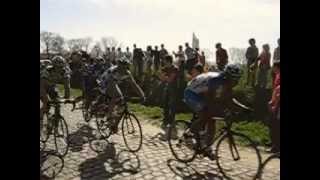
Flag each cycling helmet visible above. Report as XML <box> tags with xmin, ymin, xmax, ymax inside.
<box><xmin>51</xmin><ymin>55</ymin><xmax>66</xmax><ymax>67</ymax></box>
<box><xmin>224</xmin><ymin>64</ymin><xmax>242</xmax><ymax>80</ymax></box>
<box><xmin>95</xmin><ymin>56</ymin><xmax>105</xmax><ymax>63</ymax></box>
<box><xmin>118</xmin><ymin>57</ymin><xmax>131</xmax><ymax>66</ymax></box>
<box><xmin>40</xmin><ymin>59</ymin><xmax>53</xmax><ymax>69</ymax></box>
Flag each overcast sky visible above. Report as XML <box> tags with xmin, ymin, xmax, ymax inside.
<box><xmin>41</xmin><ymin>0</ymin><xmax>280</xmax><ymax>58</ymax></box>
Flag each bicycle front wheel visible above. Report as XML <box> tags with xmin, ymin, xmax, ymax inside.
<box><xmin>168</xmin><ymin>120</ymin><xmax>197</xmax><ymax>163</ymax></box>
<box><xmin>256</xmin><ymin>153</ymin><xmax>280</xmax><ymax>180</ymax></box>
<box><xmin>40</xmin><ymin>113</ymin><xmax>51</xmax><ymax>143</ymax></box>
<box><xmin>54</xmin><ymin>117</ymin><xmax>69</xmax><ymax>157</ymax></box>
<box><xmin>122</xmin><ymin>113</ymin><xmax>143</xmax><ymax>152</ymax></box>
<box><xmin>216</xmin><ymin>132</ymin><xmax>262</xmax><ymax>180</ymax></box>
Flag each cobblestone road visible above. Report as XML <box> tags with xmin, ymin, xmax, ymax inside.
<box><xmin>40</xmin><ymin>105</ymin><xmax>280</xmax><ymax>180</ymax></box>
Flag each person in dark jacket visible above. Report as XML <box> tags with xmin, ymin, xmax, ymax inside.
<box><xmin>215</xmin><ymin>43</ymin><xmax>228</xmax><ymax>71</ymax></box>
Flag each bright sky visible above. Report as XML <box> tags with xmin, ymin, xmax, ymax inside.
<box><xmin>41</xmin><ymin>0</ymin><xmax>280</xmax><ymax>60</ymax></box>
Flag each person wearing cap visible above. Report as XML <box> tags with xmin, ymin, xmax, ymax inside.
<box><xmin>215</xmin><ymin>43</ymin><xmax>229</xmax><ymax>71</ymax></box>
<box><xmin>96</xmin><ymin>57</ymin><xmax>146</xmax><ymax>133</ymax></box>
<box><xmin>159</xmin><ymin>55</ymin><xmax>179</xmax><ymax>141</ymax></box>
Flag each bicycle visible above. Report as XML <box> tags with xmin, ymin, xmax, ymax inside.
<box><xmin>95</xmin><ymin>96</ymin><xmax>143</xmax><ymax>152</ymax></box>
<box><xmin>255</xmin><ymin>152</ymin><xmax>280</xmax><ymax>180</ymax></box>
<box><xmin>40</xmin><ymin>99</ymin><xmax>73</xmax><ymax>157</ymax></box>
<box><xmin>168</xmin><ymin>98</ymin><xmax>262</xmax><ymax>180</ymax></box>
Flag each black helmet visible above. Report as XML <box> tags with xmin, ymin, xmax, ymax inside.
<box><xmin>224</xmin><ymin>64</ymin><xmax>242</xmax><ymax>80</ymax></box>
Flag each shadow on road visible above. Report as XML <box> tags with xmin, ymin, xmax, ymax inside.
<box><xmin>68</xmin><ymin>124</ymin><xmax>96</xmax><ymax>152</ymax></box>
<box><xmin>40</xmin><ymin>150</ymin><xmax>65</xmax><ymax>180</ymax></box>
<box><xmin>79</xmin><ymin>142</ymin><xmax>141</xmax><ymax>179</ymax></box>
<box><xmin>167</xmin><ymin>159</ymin><xmax>223</xmax><ymax>180</ymax></box>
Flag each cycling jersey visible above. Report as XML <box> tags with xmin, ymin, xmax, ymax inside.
<box><xmin>98</xmin><ymin>65</ymin><xmax>133</xmax><ymax>96</ymax></box>
<box><xmin>184</xmin><ymin>72</ymin><xmax>227</xmax><ymax>112</ymax></box>
<box><xmin>186</xmin><ymin>72</ymin><xmax>225</xmax><ymax>94</ymax></box>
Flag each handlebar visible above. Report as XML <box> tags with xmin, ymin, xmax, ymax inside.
<box><xmin>232</xmin><ymin>98</ymin><xmax>254</xmax><ymax>112</ymax></box>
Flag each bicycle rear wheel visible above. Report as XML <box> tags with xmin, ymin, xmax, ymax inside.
<box><xmin>54</xmin><ymin>117</ymin><xmax>69</xmax><ymax>157</ymax></box>
<box><xmin>216</xmin><ymin>132</ymin><xmax>262</xmax><ymax>180</ymax></box>
<box><xmin>168</xmin><ymin>120</ymin><xmax>197</xmax><ymax>163</ymax></box>
<box><xmin>122</xmin><ymin>113</ymin><xmax>143</xmax><ymax>152</ymax></box>
<box><xmin>256</xmin><ymin>153</ymin><xmax>280</xmax><ymax>180</ymax></box>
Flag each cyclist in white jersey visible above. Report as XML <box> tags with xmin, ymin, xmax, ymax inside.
<box><xmin>97</xmin><ymin>57</ymin><xmax>145</xmax><ymax>132</ymax></box>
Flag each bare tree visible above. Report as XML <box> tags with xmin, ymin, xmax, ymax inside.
<box><xmin>90</xmin><ymin>41</ymin><xmax>103</xmax><ymax>58</ymax></box>
<box><xmin>40</xmin><ymin>31</ymin><xmax>55</xmax><ymax>55</ymax></box>
<box><xmin>100</xmin><ymin>36</ymin><xmax>121</xmax><ymax>50</ymax></box>
<box><xmin>82</xmin><ymin>37</ymin><xmax>93</xmax><ymax>52</ymax></box>
<box><xmin>229</xmin><ymin>47</ymin><xmax>246</xmax><ymax>64</ymax></box>
<box><xmin>40</xmin><ymin>31</ymin><xmax>65</xmax><ymax>56</ymax></box>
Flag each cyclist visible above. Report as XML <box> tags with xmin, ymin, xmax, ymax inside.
<box><xmin>96</xmin><ymin>56</ymin><xmax>146</xmax><ymax>133</ymax></box>
<box><xmin>184</xmin><ymin>64</ymin><xmax>242</xmax><ymax>160</ymax></box>
<box><xmin>40</xmin><ymin>59</ymin><xmax>60</xmax><ymax>122</ymax></box>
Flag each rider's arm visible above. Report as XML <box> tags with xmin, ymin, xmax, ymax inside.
<box><xmin>127</xmin><ymin>71</ymin><xmax>145</xmax><ymax>98</ymax></box>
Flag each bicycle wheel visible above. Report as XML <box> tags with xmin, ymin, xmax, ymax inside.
<box><xmin>256</xmin><ymin>153</ymin><xmax>280</xmax><ymax>180</ymax></box>
<box><xmin>40</xmin><ymin>113</ymin><xmax>51</xmax><ymax>143</ymax></box>
<box><xmin>96</xmin><ymin>114</ymin><xmax>113</xmax><ymax>139</ymax></box>
<box><xmin>168</xmin><ymin>120</ymin><xmax>197</xmax><ymax>163</ymax></box>
<box><xmin>40</xmin><ymin>151</ymin><xmax>64</xmax><ymax>179</ymax></box>
<box><xmin>216</xmin><ymin>131</ymin><xmax>262</xmax><ymax>180</ymax></box>
<box><xmin>54</xmin><ymin>117</ymin><xmax>69</xmax><ymax>157</ymax></box>
<box><xmin>122</xmin><ymin>113</ymin><xmax>143</xmax><ymax>152</ymax></box>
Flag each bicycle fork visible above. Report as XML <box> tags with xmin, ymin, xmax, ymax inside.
<box><xmin>227</xmin><ymin>133</ymin><xmax>241</xmax><ymax>161</ymax></box>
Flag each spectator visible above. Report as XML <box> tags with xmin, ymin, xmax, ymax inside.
<box><xmin>133</xmin><ymin>44</ymin><xmax>138</xmax><ymax>77</ymax></box>
<box><xmin>173</xmin><ymin>45</ymin><xmax>187</xmax><ymax>101</ymax></box>
<box><xmin>159</xmin><ymin>44</ymin><xmax>168</xmax><ymax>67</ymax></box>
<box><xmin>110</xmin><ymin>47</ymin><xmax>116</xmax><ymax>65</ymax></box>
<box><xmin>256</xmin><ymin>44</ymin><xmax>271</xmax><ymax>89</ymax></box>
<box><xmin>63</xmin><ymin>62</ymin><xmax>72</xmax><ymax>99</ymax></box>
<box><xmin>159</xmin><ymin>55</ymin><xmax>179</xmax><ymax>140</ymax></box>
<box><xmin>215</xmin><ymin>43</ymin><xmax>228</xmax><ymax>71</ymax></box>
<box><xmin>272</xmin><ymin>38</ymin><xmax>280</xmax><ymax>83</ymax></box>
<box><xmin>273</xmin><ymin>38</ymin><xmax>280</xmax><ymax>63</ymax></box>
<box><xmin>195</xmin><ymin>48</ymin><xmax>201</xmax><ymax>62</ymax></box>
<box><xmin>185</xmin><ymin>42</ymin><xmax>197</xmax><ymax>73</ymax></box>
<box><xmin>268</xmin><ymin>60</ymin><xmax>280</xmax><ymax>153</ymax></box>
<box><xmin>104</xmin><ymin>47</ymin><xmax>111</xmax><ymax>65</ymax></box>
<box><xmin>199</xmin><ymin>51</ymin><xmax>206</xmax><ymax>66</ymax></box>
<box><xmin>124</xmin><ymin>47</ymin><xmax>132</xmax><ymax>62</ymax></box>
<box><xmin>152</xmin><ymin>46</ymin><xmax>160</xmax><ymax>72</ymax></box>
<box><xmin>245</xmin><ymin>38</ymin><xmax>259</xmax><ymax>87</ymax></box>
<box><xmin>145</xmin><ymin>46</ymin><xmax>153</xmax><ymax>75</ymax></box>
<box><xmin>173</xmin><ymin>45</ymin><xmax>186</xmax><ymax>67</ymax></box>
<box><xmin>116</xmin><ymin>47</ymin><xmax>123</xmax><ymax>63</ymax></box>
<box><xmin>132</xmin><ymin>44</ymin><xmax>145</xmax><ymax>81</ymax></box>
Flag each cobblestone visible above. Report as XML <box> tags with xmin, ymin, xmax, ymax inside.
<box><xmin>40</xmin><ymin>105</ymin><xmax>280</xmax><ymax>180</ymax></box>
